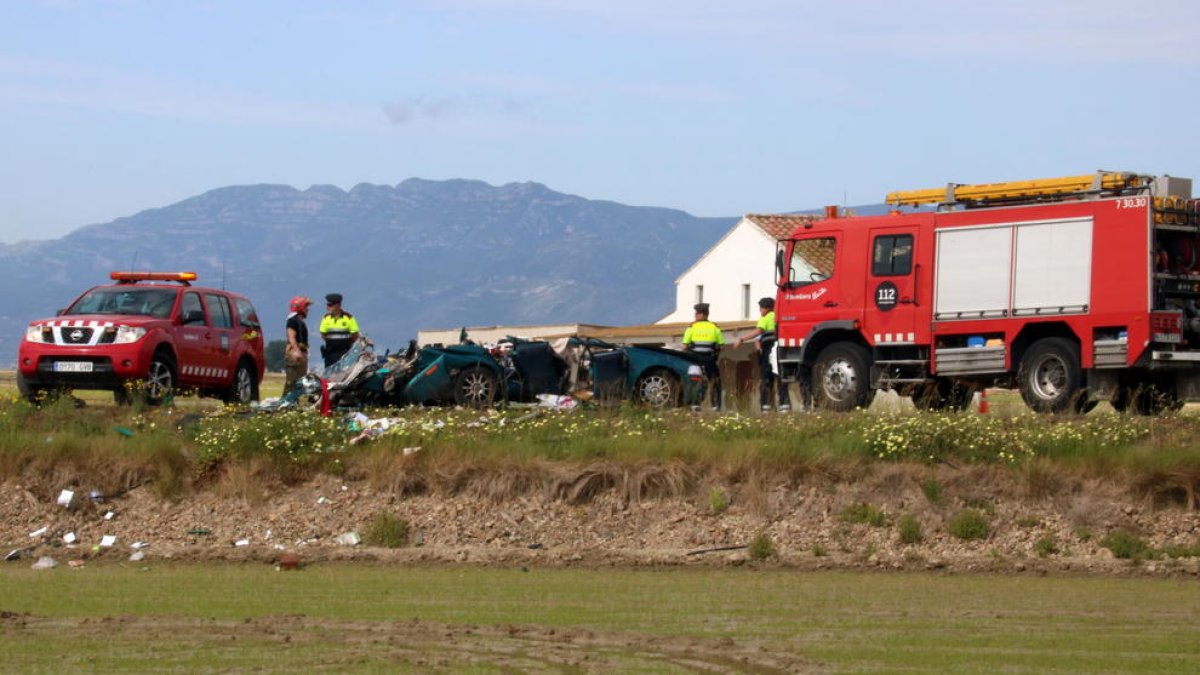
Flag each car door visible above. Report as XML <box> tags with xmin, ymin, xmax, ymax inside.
<box><xmin>204</xmin><ymin>293</ymin><xmax>237</xmax><ymax>384</ymax></box>
<box><xmin>175</xmin><ymin>291</ymin><xmax>214</xmax><ymax>385</ymax></box>
<box><xmin>863</xmin><ymin>227</ymin><xmax>920</xmax><ymax>347</ymax></box>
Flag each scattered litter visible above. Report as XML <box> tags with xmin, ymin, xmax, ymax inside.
<box><xmin>537</xmin><ymin>393</ymin><xmax>578</xmax><ymax>410</ymax></box>
<box><xmin>99</xmin><ymin>535</ymin><xmax>117</xmax><ymax>548</ymax></box>
<box><xmin>128</xmin><ymin>550</ymin><xmax>145</xmax><ymax>562</ymax></box>
<box><xmin>402</xmin><ymin>446</ymin><xmax>422</xmax><ymax>456</ymax></box>
<box><xmin>31</xmin><ymin>556</ymin><xmax>57</xmax><ymax>570</ymax></box>
<box><xmin>317</xmin><ymin>496</ymin><xmax>329</xmax><ymax>504</ymax></box>
<box><xmin>56</xmin><ymin>489</ymin><xmax>75</xmax><ymax>508</ymax></box>
<box><xmin>265</xmin><ymin>529</ymin><xmax>273</xmax><ymax>540</ymax></box>
<box><xmin>527</xmin><ymin>543</ymin><xmax>544</xmax><ymax>550</ymax></box>
<box><xmin>88</xmin><ymin>489</ymin><xmax>106</xmax><ymax>503</ymax></box>
<box><xmin>187</xmin><ymin>528</ymin><xmax>211</xmax><ymax>536</ymax></box>
<box><xmin>234</xmin><ymin>539</ymin><xmax>250</xmax><ymax>547</ymax></box>
<box><xmin>130</xmin><ymin>542</ymin><xmax>149</xmax><ymax>550</ymax></box>
<box><xmin>340</xmin><ymin>486</ymin><xmax>348</xmax><ymax>492</ymax></box>
<box><xmin>273</xmin><ymin>543</ymin><xmax>286</xmax><ymax>551</ymax></box>
<box><xmin>113</xmin><ymin>426</ymin><xmax>135</xmax><ymax>437</ymax></box>
<box><xmin>276</xmin><ymin>551</ymin><xmax>301</xmax><ymax>570</ymax></box>
<box><xmin>63</xmin><ymin>532</ymin><xmax>77</xmax><ymax>545</ymax></box>
<box><xmin>29</xmin><ymin>526</ymin><xmax>48</xmax><ymax>538</ymax></box>
<box><xmin>104</xmin><ymin>511</ymin><xmax>115</xmax><ymax>521</ymax></box>
<box><xmin>334</xmin><ymin>532</ymin><xmax>361</xmax><ymax>547</ymax></box>
<box><xmin>68</xmin><ymin>559</ymin><xmax>86</xmax><ymax>569</ymax></box>
<box><xmin>5</xmin><ymin>549</ymin><xmax>21</xmax><ymax>562</ymax></box>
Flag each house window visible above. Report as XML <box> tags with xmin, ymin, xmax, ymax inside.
<box><xmin>742</xmin><ymin>284</ymin><xmax>751</xmax><ymax>319</ymax></box>
<box><xmin>695</xmin><ymin>285</ymin><xmax>704</xmax><ymax>305</ymax></box>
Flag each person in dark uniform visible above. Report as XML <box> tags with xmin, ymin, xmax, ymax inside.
<box><xmin>283</xmin><ymin>295</ymin><xmax>312</xmax><ymax>395</ymax></box>
<box><xmin>735</xmin><ymin>297</ymin><xmax>791</xmax><ymax>412</ymax></box>
<box><xmin>682</xmin><ymin>302</ymin><xmax>724</xmax><ymax>410</ymax></box>
<box><xmin>318</xmin><ymin>293</ymin><xmax>360</xmax><ymax>367</ymax></box>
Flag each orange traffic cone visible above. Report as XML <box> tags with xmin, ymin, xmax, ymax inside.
<box><xmin>978</xmin><ymin>389</ymin><xmax>990</xmax><ymax>415</ymax></box>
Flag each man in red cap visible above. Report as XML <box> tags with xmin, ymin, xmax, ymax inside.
<box><xmin>283</xmin><ymin>295</ymin><xmax>312</xmax><ymax>395</ymax></box>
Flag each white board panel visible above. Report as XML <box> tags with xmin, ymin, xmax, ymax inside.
<box><xmin>1012</xmin><ymin>218</ymin><xmax>1092</xmax><ymax>314</ymax></box>
<box><xmin>934</xmin><ymin>226</ymin><xmax>1012</xmax><ymax>319</ymax></box>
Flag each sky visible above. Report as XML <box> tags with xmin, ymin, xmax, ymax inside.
<box><xmin>2</xmin><ymin>0</ymin><xmax>1199</xmax><ymax>243</ymax></box>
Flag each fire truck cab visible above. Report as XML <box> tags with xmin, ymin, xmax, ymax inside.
<box><xmin>775</xmin><ymin>172</ymin><xmax>1200</xmax><ymax>414</ymax></box>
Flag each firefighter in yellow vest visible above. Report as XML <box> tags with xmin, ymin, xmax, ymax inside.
<box><xmin>318</xmin><ymin>293</ymin><xmax>360</xmax><ymax>367</ymax></box>
<box><xmin>682</xmin><ymin>302</ymin><xmax>724</xmax><ymax>410</ymax></box>
<box><xmin>735</xmin><ymin>297</ymin><xmax>791</xmax><ymax>412</ymax></box>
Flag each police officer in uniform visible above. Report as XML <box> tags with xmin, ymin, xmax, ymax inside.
<box><xmin>682</xmin><ymin>302</ymin><xmax>724</xmax><ymax>410</ymax></box>
<box><xmin>735</xmin><ymin>297</ymin><xmax>791</xmax><ymax>412</ymax></box>
<box><xmin>318</xmin><ymin>293</ymin><xmax>360</xmax><ymax>367</ymax></box>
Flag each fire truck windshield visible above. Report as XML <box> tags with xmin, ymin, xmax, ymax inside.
<box><xmin>789</xmin><ymin>237</ymin><xmax>836</xmax><ymax>285</ymax></box>
<box><xmin>65</xmin><ymin>288</ymin><xmax>177</xmax><ymax>318</ymax></box>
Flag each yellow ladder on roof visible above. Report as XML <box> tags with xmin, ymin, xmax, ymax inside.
<box><xmin>885</xmin><ymin>171</ymin><xmax>1149</xmax><ymax>207</ymax></box>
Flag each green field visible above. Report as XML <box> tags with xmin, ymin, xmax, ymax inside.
<box><xmin>2</xmin><ymin>564</ymin><xmax>1198</xmax><ymax>672</ymax></box>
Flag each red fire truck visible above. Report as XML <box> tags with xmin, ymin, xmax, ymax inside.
<box><xmin>774</xmin><ymin>171</ymin><xmax>1200</xmax><ymax>414</ymax></box>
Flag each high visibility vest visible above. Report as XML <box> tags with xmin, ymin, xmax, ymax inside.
<box><xmin>683</xmin><ymin>320</ymin><xmax>725</xmax><ymax>355</ymax></box>
<box><xmin>757</xmin><ymin>311</ymin><xmax>777</xmax><ymax>343</ymax></box>
<box><xmin>319</xmin><ymin>313</ymin><xmax>360</xmax><ymax>350</ymax></box>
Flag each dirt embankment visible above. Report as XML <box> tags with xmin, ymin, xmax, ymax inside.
<box><xmin>4</xmin><ymin>465</ymin><xmax>1200</xmax><ymax>575</ymax></box>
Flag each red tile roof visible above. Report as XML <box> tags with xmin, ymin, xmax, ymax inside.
<box><xmin>745</xmin><ymin>214</ymin><xmax>818</xmax><ymax>240</ymax></box>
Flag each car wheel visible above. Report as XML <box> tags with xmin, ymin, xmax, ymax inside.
<box><xmin>16</xmin><ymin>370</ymin><xmax>51</xmax><ymax>405</ymax></box>
<box><xmin>911</xmin><ymin>378</ymin><xmax>974</xmax><ymax>412</ymax></box>
<box><xmin>811</xmin><ymin>342</ymin><xmax>872</xmax><ymax>412</ymax></box>
<box><xmin>1113</xmin><ymin>381</ymin><xmax>1180</xmax><ymax>416</ymax></box>
<box><xmin>142</xmin><ymin>355</ymin><xmax>176</xmax><ymax>406</ymax></box>
<box><xmin>223</xmin><ymin>361</ymin><xmax>259</xmax><ymax>405</ymax></box>
<box><xmin>1017</xmin><ymin>338</ymin><xmax>1081</xmax><ymax>413</ymax></box>
<box><xmin>635</xmin><ymin>368</ymin><xmax>681</xmax><ymax>408</ymax></box>
<box><xmin>453</xmin><ymin>365</ymin><xmax>498</xmax><ymax>408</ymax></box>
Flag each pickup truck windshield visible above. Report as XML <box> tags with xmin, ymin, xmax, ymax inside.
<box><xmin>65</xmin><ymin>288</ymin><xmax>177</xmax><ymax>318</ymax></box>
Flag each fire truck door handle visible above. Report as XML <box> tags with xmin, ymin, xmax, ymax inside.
<box><xmin>823</xmin><ymin>301</ymin><xmax>838</xmax><ymax>308</ymax></box>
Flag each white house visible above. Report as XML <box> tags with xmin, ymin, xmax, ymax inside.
<box><xmin>658</xmin><ymin>214</ymin><xmax>815</xmax><ymax>324</ymax></box>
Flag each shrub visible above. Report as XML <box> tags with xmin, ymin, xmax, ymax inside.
<box><xmin>1101</xmin><ymin>530</ymin><xmax>1152</xmax><ymax>560</ymax></box>
<box><xmin>1015</xmin><ymin>515</ymin><xmax>1041</xmax><ymax>528</ymax></box>
<box><xmin>947</xmin><ymin>508</ymin><xmax>990</xmax><ymax>541</ymax></box>
<box><xmin>362</xmin><ymin>512</ymin><xmax>410</xmax><ymax>548</ymax></box>
<box><xmin>920</xmin><ymin>477</ymin><xmax>942</xmax><ymax>504</ymax></box>
<box><xmin>748</xmin><ymin>532</ymin><xmax>775</xmax><ymax>561</ymax></box>
<box><xmin>708</xmin><ymin>487</ymin><xmax>728</xmax><ymax>515</ymax></box>
<box><xmin>810</xmin><ymin>543</ymin><xmax>827</xmax><ymax>557</ymax></box>
<box><xmin>840</xmin><ymin>502</ymin><xmax>887</xmax><ymax>527</ymax></box>
<box><xmin>1034</xmin><ymin>536</ymin><xmax>1059</xmax><ymax>558</ymax></box>
<box><xmin>896</xmin><ymin>514</ymin><xmax>923</xmax><ymax>545</ymax></box>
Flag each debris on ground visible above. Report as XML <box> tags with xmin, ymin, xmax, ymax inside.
<box><xmin>334</xmin><ymin>532</ymin><xmax>361</xmax><ymax>547</ymax></box>
<box><xmin>31</xmin><ymin>556</ymin><xmax>57</xmax><ymax>570</ymax></box>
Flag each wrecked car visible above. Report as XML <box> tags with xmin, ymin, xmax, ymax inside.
<box><xmin>578</xmin><ymin>337</ymin><xmax>708</xmax><ymax>408</ymax></box>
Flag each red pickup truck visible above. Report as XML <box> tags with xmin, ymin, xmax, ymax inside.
<box><xmin>17</xmin><ymin>271</ymin><xmax>265</xmax><ymax>405</ymax></box>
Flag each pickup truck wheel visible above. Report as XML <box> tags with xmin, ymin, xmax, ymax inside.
<box><xmin>635</xmin><ymin>368</ymin><xmax>681</xmax><ymax>408</ymax></box>
<box><xmin>1018</xmin><ymin>338</ymin><xmax>1081</xmax><ymax>413</ymax></box>
<box><xmin>142</xmin><ymin>355</ymin><xmax>176</xmax><ymax>406</ymax></box>
<box><xmin>454</xmin><ymin>366</ymin><xmax>497</xmax><ymax>408</ymax></box>
<box><xmin>16</xmin><ymin>371</ymin><xmax>52</xmax><ymax>405</ymax></box>
<box><xmin>223</xmin><ymin>362</ymin><xmax>259</xmax><ymax>405</ymax></box>
<box><xmin>811</xmin><ymin>343</ymin><xmax>872</xmax><ymax>412</ymax></box>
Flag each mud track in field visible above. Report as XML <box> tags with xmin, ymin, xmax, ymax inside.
<box><xmin>1</xmin><ymin>611</ymin><xmax>818</xmax><ymax>673</ymax></box>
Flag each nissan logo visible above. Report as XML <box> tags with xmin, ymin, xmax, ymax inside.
<box><xmin>70</xmin><ymin>330</ymin><xmax>84</xmax><ymax>341</ymax></box>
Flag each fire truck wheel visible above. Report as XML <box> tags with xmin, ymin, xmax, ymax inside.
<box><xmin>453</xmin><ymin>365</ymin><xmax>498</xmax><ymax>408</ymax></box>
<box><xmin>1017</xmin><ymin>338</ymin><xmax>1082</xmax><ymax>413</ymax></box>
<box><xmin>811</xmin><ymin>342</ymin><xmax>873</xmax><ymax>412</ymax></box>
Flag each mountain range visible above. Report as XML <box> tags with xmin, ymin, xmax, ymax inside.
<box><xmin>1</xmin><ymin>179</ymin><xmax>747</xmax><ymax>365</ymax></box>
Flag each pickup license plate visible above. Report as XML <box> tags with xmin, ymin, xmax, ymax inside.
<box><xmin>53</xmin><ymin>361</ymin><xmax>94</xmax><ymax>373</ymax></box>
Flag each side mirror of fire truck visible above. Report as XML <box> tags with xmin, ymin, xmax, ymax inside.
<box><xmin>775</xmin><ymin>247</ymin><xmax>787</xmax><ymax>288</ymax></box>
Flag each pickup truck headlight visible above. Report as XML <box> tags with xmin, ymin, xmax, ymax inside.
<box><xmin>25</xmin><ymin>326</ymin><xmax>50</xmax><ymax>343</ymax></box>
<box><xmin>113</xmin><ymin>326</ymin><xmax>147</xmax><ymax>344</ymax></box>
